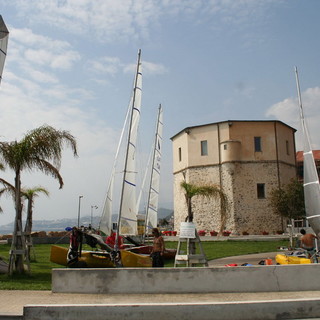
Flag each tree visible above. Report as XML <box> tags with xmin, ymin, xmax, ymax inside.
<box><xmin>23</xmin><ymin>187</ymin><xmax>49</xmax><ymax>260</ymax></box>
<box><xmin>0</xmin><ymin>125</ymin><xmax>78</xmax><ymax>274</ymax></box>
<box><xmin>158</xmin><ymin>218</ymin><xmax>169</xmax><ymax>227</ymax></box>
<box><xmin>0</xmin><ymin>178</ymin><xmax>14</xmax><ymax>213</ymax></box>
<box><xmin>180</xmin><ymin>181</ymin><xmax>228</xmax><ymax>233</ymax></box>
<box><xmin>270</xmin><ymin>179</ymin><xmax>305</xmax><ymax>220</ymax></box>
<box><xmin>0</xmin><ymin>164</ymin><xmax>14</xmax><ymax>213</ymax></box>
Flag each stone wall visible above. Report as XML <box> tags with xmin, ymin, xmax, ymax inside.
<box><xmin>173</xmin><ymin>161</ymin><xmax>296</xmax><ymax>235</ymax></box>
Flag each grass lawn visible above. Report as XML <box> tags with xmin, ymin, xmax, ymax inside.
<box><xmin>0</xmin><ymin>239</ymin><xmax>289</xmax><ymax>290</ymax></box>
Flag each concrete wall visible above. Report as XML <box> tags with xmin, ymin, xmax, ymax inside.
<box><xmin>52</xmin><ymin>264</ymin><xmax>320</xmax><ymax>294</ymax></box>
<box><xmin>23</xmin><ymin>299</ymin><xmax>320</xmax><ymax>320</ymax></box>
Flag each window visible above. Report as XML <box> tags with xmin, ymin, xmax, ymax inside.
<box><xmin>201</xmin><ymin>140</ymin><xmax>208</xmax><ymax>156</ymax></box>
<box><xmin>224</xmin><ymin>144</ymin><xmax>227</xmax><ymax>150</ymax></box>
<box><xmin>286</xmin><ymin>140</ymin><xmax>290</xmax><ymax>155</ymax></box>
<box><xmin>178</xmin><ymin>147</ymin><xmax>182</xmax><ymax>162</ymax></box>
<box><xmin>254</xmin><ymin>137</ymin><xmax>262</xmax><ymax>152</ymax></box>
<box><xmin>257</xmin><ymin>183</ymin><xmax>265</xmax><ymax>199</ymax></box>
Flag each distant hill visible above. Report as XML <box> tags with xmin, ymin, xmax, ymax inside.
<box><xmin>0</xmin><ymin>208</ymin><xmax>174</xmax><ymax>234</ymax></box>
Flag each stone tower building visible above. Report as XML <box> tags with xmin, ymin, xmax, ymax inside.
<box><xmin>171</xmin><ymin>120</ymin><xmax>297</xmax><ymax>235</ymax></box>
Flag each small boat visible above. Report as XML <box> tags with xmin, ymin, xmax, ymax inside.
<box><xmin>275</xmin><ymin>252</ymin><xmax>311</xmax><ymax>265</ymax></box>
<box><xmin>50</xmin><ymin>244</ymin><xmax>152</xmax><ymax>268</ymax></box>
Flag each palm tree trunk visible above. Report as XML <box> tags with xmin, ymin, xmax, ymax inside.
<box><xmin>9</xmin><ymin>168</ymin><xmax>26</xmax><ymax>274</ymax></box>
<box><xmin>187</xmin><ymin>197</ymin><xmax>193</xmax><ymax>222</ymax></box>
<box><xmin>24</xmin><ymin>199</ymin><xmax>33</xmax><ymax>261</ymax></box>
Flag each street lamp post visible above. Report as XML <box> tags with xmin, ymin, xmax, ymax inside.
<box><xmin>77</xmin><ymin>196</ymin><xmax>83</xmax><ymax>228</ymax></box>
<box><xmin>91</xmin><ymin>205</ymin><xmax>98</xmax><ymax>226</ymax></box>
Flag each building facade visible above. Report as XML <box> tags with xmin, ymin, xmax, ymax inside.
<box><xmin>171</xmin><ymin>120</ymin><xmax>297</xmax><ymax>235</ymax></box>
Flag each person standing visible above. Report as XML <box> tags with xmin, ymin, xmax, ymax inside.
<box><xmin>150</xmin><ymin>228</ymin><xmax>165</xmax><ymax>267</ymax></box>
<box><xmin>300</xmin><ymin>229</ymin><xmax>318</xmax><ymax>263</ymax></box>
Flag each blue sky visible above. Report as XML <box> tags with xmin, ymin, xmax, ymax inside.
<box><xmin>1</xmin><ymin>0</ymin><xmax>320</xmax><ymax>226</ymax></box>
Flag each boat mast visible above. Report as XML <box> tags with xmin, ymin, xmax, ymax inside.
<box><xmin>144</xmin><ymin>104</ymin><xmax>163</xmax><ymax>239</ymax></box>
<box><xmin>115</xmin><ymin>49</ymin><xmax>142</xmax><ymax>250</ymax></box>
<box><xmin>295</xmin><ymin>66</ymin><xmax>320</xmax><ymax>235</ymax></box>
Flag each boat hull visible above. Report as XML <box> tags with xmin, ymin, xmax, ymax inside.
<box><xmin>121</xmin><ymin>249</ymin><xmax>152</xmax><ymax>267</ymax></box>
<box><xmin>126</xmin><ymin>245</ymin><xmax>176</xmax><ymax>260</ymax></box>
<box><xmin>50</xmin><ymin>245</ymin><xmax>114</xmax><ymax>268</ymax></box>
<box><xmin>275</xmin><ymin>253</ymin><xmax>311</xmax><ymax>265</ymax></box>
<box><xmin>50</xmin><ymin>245</ymin><xmax>152</xmax><ymax>268</ymax></box>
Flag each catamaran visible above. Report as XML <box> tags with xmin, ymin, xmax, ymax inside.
<box><xmin>51</xmin><ymin>50</ymin><xmax>166</xmax><ymax>267</ymax></box>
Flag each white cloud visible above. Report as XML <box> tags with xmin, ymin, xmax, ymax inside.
<box><xmin>6</xmin><ymin>0</ymin><xmax>281</xmax><ymax>43</ymax></box>
<box><xmin>266</xmin><ymin>87</ymin><xmax>320</xmax><ymax>150</ymax></box>
<box><xmin>10</xmin><ymin>27</ymin><xmax>81</xmax><ymax>72</ymax></box>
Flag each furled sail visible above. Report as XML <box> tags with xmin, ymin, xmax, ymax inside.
<box><xmin>117</xmin><ymin>50</ymin><xmax>142</xmax><ymax>236</ymax></box>
<box><xmin>295</xmin><ymin>66</ymin><xmax>320</xmax><ymax>236</ymax></box>
<box><xmin>0</xmin><ymin>15</ymin><xmax>9</xmax><ymax>84</ymax></box>
<box><xmin>145</xmin><ymin>104</ymin><xmax>163</xmax><ymax>233</ymax></box>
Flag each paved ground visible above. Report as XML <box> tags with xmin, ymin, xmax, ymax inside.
<box><xmin>208</xmin><ymin>251</ymin><xmax>279</xmax><ymax>266</ymax></box>
<box><xmin>0</xmin><ymin>251</ymin><xmax>313</xmax><ymax>318</ymax></box>
<box><xmin>3</xmin><ymin>289</ymin><xmax>320</xmax><ymax>318</ymax></box>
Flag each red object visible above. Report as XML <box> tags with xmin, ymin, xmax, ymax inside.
<box><xmin>105</xmin><ymin>232</ymin><xmax>124</xmax><ymax>248</ymax></box>
<box><xmin>225</xmin><ymin>263</ymin><xmax>238</xmax><ymax>267</ymax></box>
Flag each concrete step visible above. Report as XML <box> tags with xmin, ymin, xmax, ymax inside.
<box><xmin>23</xmin><ymin>298</ymin><xmax>320</xmax><ymax>320</ymax></box>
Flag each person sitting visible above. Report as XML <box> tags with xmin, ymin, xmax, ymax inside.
<box><xmin>300</xmin><ymin>228</ymin><xmax>318</xmax><ymax>263</ymax></box>
<box><xmin>105</xmin><ymin>230</ymin><xmax>124</xmax><ymax>249</ymax></box>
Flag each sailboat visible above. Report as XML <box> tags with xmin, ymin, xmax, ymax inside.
<box><xmin>125</xmin><ymin>105</ymin><xmax>176</xmax><ymax>259</ymax></box>
<box><xmin>51</xmin><ymin>50</ymin><xmax>152</xmax><ymax>267</ymax></box>
<box><xmin>145</xmin><ymin>104</ymin><xmax>163</xmax><ymax>234</ymax></box>
<box><xmin>276</xmin><ymin>67</ymin><xmax>320</xmax><ymax>265</ymax></box>
<box><xmin>294</xmin><ymin>67</ymin><xmax>320</xmax><ymax>236</ymax></box>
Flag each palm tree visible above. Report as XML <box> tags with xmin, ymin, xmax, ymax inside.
<box><xmin>180</xmin><ymin>181</ymin><xmax>228</xmax><ymax>232</ymax></box>
<box><xmin>0</xmin><ymin>125</ymin><xmax>78</xmax><ymax>274</ymax></box>
<box><xmin>23</xmin><ymin>187</ymin><xmax>49</xmax><ymax>260</ymax></box>
<box><xmin>0</xmin><ymin>178</ymin><xmax>14</xmax><ymax>212</ymax></box>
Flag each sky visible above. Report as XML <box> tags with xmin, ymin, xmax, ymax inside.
<box><xmin>1</xmin><ymin>0</ymin><xmax>320</xmax><ymax>227</ymax></box>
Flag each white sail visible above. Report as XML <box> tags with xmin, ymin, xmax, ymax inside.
<box><xmin>295</xmin><ymin>66</ymin><xmax>320</xmax><ymax>236</ymax></box>
<box><xmin>145</xmin><ymin>105</ymin><xmax>163</xmax><ymax>233</ymax></box>
<box><xmin>0</xmin><ymin>15</ymin><xmax>9</xmax><ymax>84</ymax></box>
<box><xmin>117</xmin><ymin>50</ymin><xmax>142</xmax><ymax>236</ymax></box>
